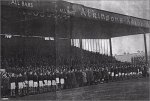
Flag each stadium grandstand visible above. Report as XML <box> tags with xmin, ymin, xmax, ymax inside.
<box><xmin>0</xmin><ymin>0</ymin><xmax>150</xmax><ymax>99</ymax></box>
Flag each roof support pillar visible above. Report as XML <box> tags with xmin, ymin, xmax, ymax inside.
<box><xmin>143</xmin><ymin>34</ymin><xmax>148</xmax><ymax>64</ymax></box>
<box><xmin>79</xmin><ymin>35</ymin><xmax>83</xmax><ymax>68</ymax></box>
<box><xmin>69</xmin><ymin>16</ymin><xmax>73</xmax><ymax>70</ymax></box>
<box><xmin>109</xmin><ymin>38</ymin><xmax>113</xmax><ymax>57</ymax></box>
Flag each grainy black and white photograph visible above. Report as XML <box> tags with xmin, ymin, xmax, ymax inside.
<box><xmin>0</xmin><ymin>0</ymin><xmax>150</xmax><ymax>100</ymax></box>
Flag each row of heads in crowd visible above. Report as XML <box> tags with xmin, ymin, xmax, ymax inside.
<box><xmin>4</xmin><ymin>62</ymin><xmax>148</xmax><ymax>69</ymax></box>
<box><xmin>1</xmin><ymin>63</ymin><xmax>148</xmax><ymax>78</ymax></box>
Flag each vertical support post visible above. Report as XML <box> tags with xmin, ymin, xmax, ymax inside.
<box><xmin>68</xmin><ymin>16</ymin><xmax>73</xmax><ymax>70</ymax></box>
<box><xmin>79</xmin><ymin>35</ymin><xmax>83</xmax><ymax>68</ymax></box>
<box><xmin>54</xmin><ymin>1</ymin><xmax>58</xmax><ymax>70</ymax></box>
<box><xmin>96</xmin><ymin>39</ymin><xmax>98</xmax><ymax>53</ymax></box>
<box><xmin>109</xmin><ymin>38</ymin><xmax>113</xmax><ymax>57</ymax></box>
<box><xmin>54</xmin><ymin>15</ymin><xmax>57</xmax><ymax>70</ymax></box>
<box><xmin>99</xmin><ymin>39</ymin><xmax>101</xmax><ymax>54</ymax></box>
<box><xmin>88</xmin><ymin>39</ymin><xmax>90</xmax><ymax>52</ymax></box>
<box><xmin>103</xmin><ymin>39</ymin><xmax>105</xmax><ymax>55</ymax></box>
<box><xmin>143</xmin><ymin>34</ymin><xmax>148</xmax><ymax>64</ymax></box>
<box><xmin>79</xmin><ymin>38</ymin><xmax>82</xmax><ymax>52</ymax></box>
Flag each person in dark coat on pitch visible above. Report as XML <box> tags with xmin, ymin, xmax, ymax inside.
<box><xmin>33</xmin><ymin>72</ymin><xmax>38</xmax><ymax>94</ymax></box>
<box><xmin>74</xmin><ymin>69</ymin><xmax>80</xmax><ymax>87</ymax></box>
<box><xmin>60</xmin><ymin>70</ymin><xmax>65</xmax><ymax>90</ymax></box>
<box><xmin>66</xmin><ymin>70</ymin><xmax>72</xmax><ymax>89</ymax></box>
<box><xmin>71</xmin><ymin>69</ymin><xmax>77</xmax><ymax>88</ymax></box>
<box><xmin>85</xmin><ymin>68</ymin><xmax>90</xmax><ymax>86</ymax></box>
<box><xmin>89</xmin><ymin>68</ymin><xmax>94</xmax><ymax>85</ymax></box>
<box><xmin>78</xmin><ymin>69</ymin><xmax>84</xmax><ymax>87</ymax></box>
<box><xmin>23</xmin><ymin>72</ymin><xmax>28</xmax><ymax>96</ymax></box>
<box><xmin>1</xmin><ymin>73</ymin><xmax>10</xmax><ymax>98</ymax></box>
<box><xmin>10</xmin><ymin>73</ymin><xmax>16</xmax><ymax>97</ymax></box>
<box><xmin>93</xmin><ymin>68</ymin><xmax>97</xmax><ymax>84</ymax></box>
<box><xmin>104</xmin><ymin>67</ymin><xmax>109</xmax><ymax>83</ymax></box>
<box><xmin>143</xmin><ymin>65</ymin><xmax>148</xmax><ymax>77</ymax></box>
<box><xmin>101</xmin><ymin>68</ymin><xmax>105</xmax><ymax>83</ymax></box>
<box><xmin>110</xmin><ymin>66</ymin><xmax>114</xmax><ymax>81</ymax></box>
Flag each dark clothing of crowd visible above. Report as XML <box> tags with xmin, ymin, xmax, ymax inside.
<box><xmin>1</xmin><ymin>63</ymin><xmax>149</xmax><ymax>98</ymax></box>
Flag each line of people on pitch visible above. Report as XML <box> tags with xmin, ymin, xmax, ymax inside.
<box><xmin>1</xmin><ymin>64</ymin><xmax>149</xmax><ymax>98</ymax></box>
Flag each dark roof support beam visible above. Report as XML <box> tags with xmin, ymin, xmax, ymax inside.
<box><xmin>143</xmin><ymin>34</ymin><xmax>148</xmax><ymax>64</ymax></box>
<box><xmin>109</xmin><ymin>38</ymin><xmax>113</xmax><ymax>57</ymax></box>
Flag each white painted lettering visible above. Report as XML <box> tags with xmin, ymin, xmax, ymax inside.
<box><xmin>105</xmin><ymin>15</ymin><xmax>110</xmax><ymax>21</ymax></box>
<box><xmin>101</xmin><ymin>14</ymin><xmax>105</xmax><ymax>20</ymax></box>
<box><xmin>81</xmin><ymin>8</ymin><xmax>86</xmax><ymax>17</ymax></box>
<box><xmin>111</xmin><ymin>17</ymin><xmax>114</xmax><ymax>22</ymax></box>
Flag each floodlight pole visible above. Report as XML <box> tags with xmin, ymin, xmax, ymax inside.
<box><xmin>143</xmin><ymin>34</ymin><xmax>148</xmax><ymax>64</ymax></box>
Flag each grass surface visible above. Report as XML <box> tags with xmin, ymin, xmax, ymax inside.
<box><xmin>10</xmin><ymin>78</ymin><xmax>149</xmax><ymax>100</ymax></box>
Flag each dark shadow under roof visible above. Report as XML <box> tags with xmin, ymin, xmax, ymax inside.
<box><xmin>1</xmin><ymin>0</ymin><xmax>150</xmax><ymax>38</ymax></box>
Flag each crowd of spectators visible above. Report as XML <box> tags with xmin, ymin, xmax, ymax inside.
<box><xmin>1</xmin><ymin>37</ymin><xmax>149</xmax><ymax>98</ymax></box>
<box><xmin>1</xmin><ymin>54</ymin><xmax>149</xmax><ymax>98</ymax></box>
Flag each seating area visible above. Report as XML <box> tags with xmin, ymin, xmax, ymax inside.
<box><xmin>1</xmin><ymin>36</ymin><xmax>149</xmax><ymax>98</ymax></box>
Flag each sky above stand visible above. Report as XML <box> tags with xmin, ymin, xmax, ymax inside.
<box><xmin>64</xmin><ymin>0</ymin><xmax>150</xmax><ymax>55</ymax></box>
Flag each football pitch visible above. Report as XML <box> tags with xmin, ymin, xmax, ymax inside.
<box><xmin>10</xmin><ymin>78</ymin><xmax>149</xmax><ymax>100</ymax></box>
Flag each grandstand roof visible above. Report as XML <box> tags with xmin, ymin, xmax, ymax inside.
<box><xmin>1</xmin><ymin>0</ymin><xmax>150</xmax><ymax>38</ymax></box>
